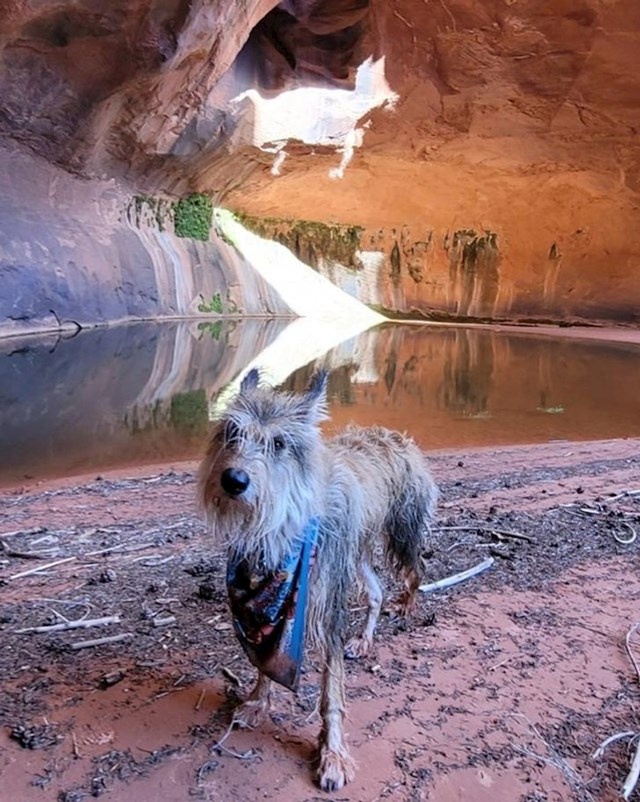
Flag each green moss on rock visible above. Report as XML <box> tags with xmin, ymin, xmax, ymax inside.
<box><xmin>170</xmin><ymin>389</ymin><xmax>208</xmax><ymax>432</ymax></box>
<box><xmin>174</xmin><ymin>194</ymin><xmax>213</xmax><ymax>241</ymax></box>
<box><xmin>235</xmin><ymin>213</ymin><xmax>364</xmax><ymax>269</ymax></box>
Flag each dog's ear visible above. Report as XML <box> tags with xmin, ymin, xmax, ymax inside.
<box><xmin>240</xmin><ymin>368</ymin><xmax>260</xmax><ymax>395</ymax></box>
<box><xmin>301</xmin><ymin>370</ymin><xmax>328</xmax><ymax>422</ymax></box>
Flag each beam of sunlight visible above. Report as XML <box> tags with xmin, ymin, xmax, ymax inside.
<box><xmin>209</xmin><ymin>210</ymin><xmax>386</xmax><ymax>417</ymax></box>
<box><xmin>214</xmin><ymin>209</ymin><xmax>385</xmax><ymax>325</ymax></box>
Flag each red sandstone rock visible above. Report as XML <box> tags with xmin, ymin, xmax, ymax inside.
<box><xmin>0</xmin><ymin>0</ymin><xmax>639</xmax><ymax>324</ymax></box>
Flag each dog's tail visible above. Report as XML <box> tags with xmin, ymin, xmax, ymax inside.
<box><xmin>383</xmin><ymin>458</ymin><xmax>438</xmax><ymax>579</ymax></box>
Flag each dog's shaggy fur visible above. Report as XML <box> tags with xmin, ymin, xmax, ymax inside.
<box><xmin>198</xmin><ymin>369</ymin><xmax>438</xmax><ymax>790</ymax></box>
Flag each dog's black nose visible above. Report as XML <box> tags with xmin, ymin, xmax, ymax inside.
<box><xmin>221</xmin><ymin>468</ymin><xmax>250</xmax><ymax>497</ymax></box>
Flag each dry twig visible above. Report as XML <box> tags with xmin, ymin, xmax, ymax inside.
<box><xmin>0</xmin><ymin>526</ymin><xmax>46</xmax><ymax>540</ymax></box>
<box><xmin>16</xmin><ymin>615</ymin><xmax>120</xmax><ymax>635</ymax></box>
<box><xmin>212</xmin><ymin>720</ymin><xmax>259</xmax><ymax>761</ymax></box>
<box><xmin>0</xmin><ymin>540</ymin><xmax>56</xmax><ymax>560</ymax></box>
<box><xmin>622</xmin><ymin>739</ymin><xmax>640</xmax><ymax>801</ymax></box>
<box><xmin>614</xmin><ymin>522</ymin><xmax>637</xmax><ymax>546</ymax></box>
<box><xmin>83</xmin><ymin>542</ymin><xmax>155</xmax><ymax>558</ymax></box>
<box><xmin>594</xmin><ymin>622</ymin><xmax>640</xmax><ymax>800</ymax></box>
<box><xmin>8</xmin><ymin>556</ymin><xmax>76</xmax><ymax>580</ymax></box>
<box><xmin>591</xmin><ymin>730</ymin><xmax>636</xmax><ymax>760</ymax></box>
<box><xmin>70</xmin><ymin>633</ymin><xmax>133</xmax><ymax>650</ymax></box>
<box><xmin>152</xmin><ymin>616</ymin><xmax>176</xmax><ymax>628</ymax></box>
<box><xmin>608</xmin><ymin>489</ymin><xmax>640</xmax><ymax>502</ymax></box>
<box><xmin>625</xmin><ymin>622</ymin><xmax>640</xmax><ymax>684</ymax></box>
<box><xmin>419</xmin><ymin>557</ymin><xmax>494</xmax><ymax>593</ymax></box>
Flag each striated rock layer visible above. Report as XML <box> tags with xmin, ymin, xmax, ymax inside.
<box><xmin>219</xmin><ymin>0</ymin><xmax>640</xmax><ymax>325</ymax></box>
<box><xmin>1</xmin><ymin>0</ymin><xmax>639</xmax><ymax>328</ymax></box>
<box><xmin>0</xmin><ymin>145</ymin><xmax>293</xmax><ymax>338</ymax></box>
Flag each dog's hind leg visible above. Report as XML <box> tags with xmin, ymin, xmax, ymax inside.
<box><xmin>317</xmin><ymin>647</ymin><xmax>356</xmax><ymax>791</ymax></box>
<box><xmin>233</xmin><ymin>672</ymin><xmax>272</xmax><ymax>729</ymax></box>
<box><xmin>344</xmin><ymin>561</ymin><xmax>383</xmax><ymax>659</ymax></box>
<box><xmin>385</xmin><ymin>486</ymin><xmax>434</xmax><ymax>616</ymax></box>
<box><xmin>394</xmin><ymin>565</ymin><xmax>421</xmax><ymax>616</ymax></box>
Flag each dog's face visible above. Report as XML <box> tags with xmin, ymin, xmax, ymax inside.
<box><xmin>198</xmin><ymin>369</ymin><xmax>328</xmax><ymax>566</ymax></box>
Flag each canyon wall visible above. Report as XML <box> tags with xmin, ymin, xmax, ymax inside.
<box><xmin>0</xmin><ymin>145</ymin><xmax>292</xmax><ymax>338</ymax></box>
<box><xmin>1</xmin><ymin>0</ymin><xmax>639</xmax><ymax>329</ymax></box>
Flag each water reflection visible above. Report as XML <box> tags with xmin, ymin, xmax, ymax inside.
<box><xmin>1</xmin><ymin>320</ymin><xmax>639</xmax><ymax>486</ymax></box>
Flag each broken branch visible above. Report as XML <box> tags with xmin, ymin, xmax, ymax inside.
<box><xmin>419</xmin><ymin>557</ymin><xmax>494</xmax><ymax>593</ymax></box>
<box><xmin>16</xmin><ymin>615</ymin><xmax>120</xmax><ymax>635</ymax></box>
<box><xmin>625</xmin><ymin>622</ymin><xmax>640</xmax><ymax>684</ymax></box>
<box><xmin>8</xmin><ymin>556</ymin><xmax>76</xmax><ymax>580</ymax></box>
<box><xmin>623</xmin><ymin>737</ymin><xmax>640</xmax><ymax>801</ymax></box>
<box><xmin>70</xmin><ymin>633</ymin><xmax>133</xmax><ymax>650</ymax></box>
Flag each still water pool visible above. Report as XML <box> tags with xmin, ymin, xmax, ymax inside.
<box><xmin>1</xmin><ymin>320</ymin><xmax>639</xmax><ymax>486</ymax></box>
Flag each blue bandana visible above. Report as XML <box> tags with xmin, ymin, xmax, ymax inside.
<box><xmin>226</xmin><ymin>518</ymin><xmax>319</xmax><ymax>691</ymax></box>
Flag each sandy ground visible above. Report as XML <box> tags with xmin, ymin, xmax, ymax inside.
<box><xmin>1</xmin><ymin>439</ymin><xmax>639</xmax><ymax>802</ymax></box>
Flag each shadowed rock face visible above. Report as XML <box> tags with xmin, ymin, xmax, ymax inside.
<box><xmin>1</xmin><ymin>0</ymin><xmax>639</xmax><ymax>327</ymax></box>
<box><xmin>0</xmin><ymin>0</ymin><xmax>373</xmax><ymax>180</ymax></box>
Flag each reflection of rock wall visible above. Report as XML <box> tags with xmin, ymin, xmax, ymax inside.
<box><xmin>324</xmin><ymin>326</ymin><xmax>640</xmax><ymax>449</ymax></box>
<box><xmin>0</xmin><ymin>319</ymin><xmax>287</xmax><ymax>484</ymax></box>
<box><xmin>3</xmin><ymin>319</ymin><xmax>640</xmax><ymax>484</ymax></box>
<box><xmin>0</xmin><ymin>147</ymin><xmax>292</xmax><ymax>338</ymax></box>
<box><xmin>2</xmin><ymin>0</ymin><xmax>640</xmax><ymax>327</ymax></box>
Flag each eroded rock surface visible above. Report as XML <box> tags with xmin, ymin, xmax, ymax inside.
<box><xmin>1</xmin><ymin>0</ymin><xmax>639</xmax><ymax>329</ymax></box>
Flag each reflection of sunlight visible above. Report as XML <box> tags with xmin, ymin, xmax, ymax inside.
<box><xmin>232</xmin><ymin>57</ymin><xmax>398</xmax><ymax>179</ymax></box>
<box><xmin>210</xmin><ymin>317</ymin><xmax>381</xmax><ymax>419</ymax></box>
<box><xmin>210</xmin><ymin>210</ymin><xmax>385</xmax><ymax>418</ymax></box>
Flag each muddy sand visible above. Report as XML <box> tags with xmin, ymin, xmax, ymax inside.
<box><xmin>1</xmin><ymin>438</ymin><xmax>639</xmax><ymax>802</ymax></box>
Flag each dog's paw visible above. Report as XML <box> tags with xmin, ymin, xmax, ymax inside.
<box><xmin>232</xmin><ymin>698</ymin><xmax>270</xmax><ymax>729</ymax></box>
<box><xmin>317</xmin><ymin>746</ymin><xmax>356</xmax><ymax>791</ymax></box>
<box><xmin>344</xmin><ymin>635</ymin><xmax>372</xmax><ymax>660</ymax></box>
<box><xmin>391</xmin><ymin>590</ymin><xmax>417</xmax><ymax>618</ymax></box>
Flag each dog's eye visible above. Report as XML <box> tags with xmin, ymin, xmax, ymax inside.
<box><xmin>224</xmin><ymin>420</ymin><xmax>240</xmax><ymax>445</ymax></box>
<box><xmin>273</xmin><ymin>436</ymin><xmax>285</xmax><ymax>452</ymax></box>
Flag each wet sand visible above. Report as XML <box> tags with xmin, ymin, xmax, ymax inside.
<box><xmin>0</xmin><ymin>438</ymin><xmax>639</xmax><ymax>802</ymax></box>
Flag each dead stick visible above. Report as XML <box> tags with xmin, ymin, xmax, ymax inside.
<box><xmin>614</xmin><ymin>522</ymin><xmax>637</xmax><ymax>546</ymax></box>
<box><xmin>436</xmin><ymin>525</ymin><xmax>533</xmax><ymax>542</ymax></box>
<box><xmin>625</xmin><ymin>622</ymin><xmax>640</xmax><ymax>684</ymax></box>
<box><xmin>1</xmin><ymin>540</ymin><xmax>53</xmax><ymax>560</ymax></box>
<box><xmin>70</xmin><ymin>633</ymin><xmax>133</xmax><ymax>650</ymax></box>
<box><xmin>622</xmin><ymin>737</ymin><xmax>640</xmax><ymax>801</ymax></box>
<box><xmin>490</xmin><ymin>529</ymin><xmax>534</xmax><ymax>543</ymax></box>
<box><xmin>212</xmin><ymin>720</ymin><xmax>257</xmax><ymax>760</ymax></box>
<box><xmin>591</xmin><ymin>730</ymin><xmax>636</xmax><ymax>760</ymax></box>
<box><xmin>419</xmin><ymin>557</ymin><xmax>495</xmax><ymax>593</ymax></box>
<box><xmin>16</xmin><ymin>615</ymin><xmax>120</xmax><ymax>635</ymax></box>
<box><xmin>152</xmin><ymin>616</ymin><xmax>176</xmax><ymax>628</ymax></box>
<box><xmin>8</xmin><ymin>556</ymin><xmax>76</xmax><ymax>580</ymax></box>
<box><xmin>608</xmin><ymin>489</ymin><xmax>640</xmax><ymax>502</ymax></box>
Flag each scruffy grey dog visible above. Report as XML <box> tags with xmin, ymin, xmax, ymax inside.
<box><xmin>198</xmin><ymin>368</ymin><xmax>438</xmax><ymax>791</ymax></box>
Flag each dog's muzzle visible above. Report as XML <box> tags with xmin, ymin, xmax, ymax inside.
<box><xmin>221</xmin><ymin>468</ymin><xmax>250</xmax><ymax>497</ymax></box>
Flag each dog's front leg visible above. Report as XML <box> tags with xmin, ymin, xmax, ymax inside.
<box><xmin>317</xmin><ymin>649</ymin><xmax>356</xmax><ymax>791</ymax></box>
<box><xmin>345</xmin><ymin>561</ymin><xmax>383</xmax><ymax>659</ymax></box>
<box><xmin>233</xmin><ymin>672</ymin><xmax>272</xmax><ymax>729</ymax></box>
